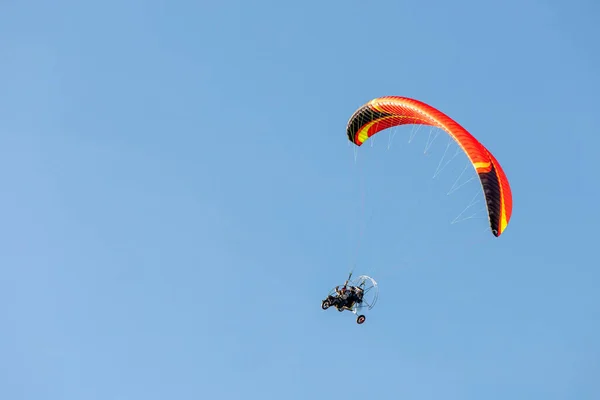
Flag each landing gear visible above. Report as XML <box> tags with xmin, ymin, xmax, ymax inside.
<box><xmin>357</xmin><ymin>315</ymin><xmax>366</xmax><ymax>324</ymax></box>
<box><xmin>321</xmin><ymin>300</ymin><xmax>330</xmax><ymax>310</ymax></box>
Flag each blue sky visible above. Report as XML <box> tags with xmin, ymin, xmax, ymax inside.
<box><xmin>1</xmin><ymin>0</ymin><xmax>599</xmax><ymax>399</ymax></box>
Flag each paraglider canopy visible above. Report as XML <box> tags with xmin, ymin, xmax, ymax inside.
<box><xmin>346</xmin><ymin>96</ymin><xmax>513</xmax><ymax>237</ymax></box>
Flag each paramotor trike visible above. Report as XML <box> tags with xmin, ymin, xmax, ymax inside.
<box><xmin>321</xmin><ymin>275</ymin><xmax>378</xmax><ymax>324</ymax></box>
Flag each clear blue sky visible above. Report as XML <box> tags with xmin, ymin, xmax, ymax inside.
<box><xmin>2</xmin><ymin>0</ymin><xmax>599</xmax><ymax>399</ymax></box>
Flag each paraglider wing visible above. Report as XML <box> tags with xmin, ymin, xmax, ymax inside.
<box><xmin>346</xmin><ymin>96</ymin><xmax>513</xmax><ymax>237</ymax></box>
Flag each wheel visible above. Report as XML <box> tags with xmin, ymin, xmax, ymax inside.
<box><xmin>337</xmin><ymin>306</ymin><xmax>344</xmax><ymax>312</ymax></box>
<box><xmin>357</xmin><ymin>315</ymin><xmax>366</xmax><ymax>324</ymax></box>
<box><xmin>321</xmin><ymin>300</ymin><xmax>330</xmax><ymax>310</ymax></box>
